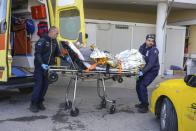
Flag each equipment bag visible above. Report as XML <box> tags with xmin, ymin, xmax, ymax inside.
<box><xmin>11</xmin><ymin>15</ymin><xmax>35</xmax><ymax>34</ymax></box>
<box><xmin>37</xmin><ymin>21</ymin><xmax>48</xmax><ymax>37</ymax></box>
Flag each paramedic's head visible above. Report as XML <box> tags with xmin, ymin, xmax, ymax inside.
<box><xmin>48</xmin><ymin>26</ymin><xmax>59</xmax><ymax>39</ymax></box>
<box><xmin>145</xmin><ymin>34</ymin><xmax>155</xmax><ymax>48</ymax></box>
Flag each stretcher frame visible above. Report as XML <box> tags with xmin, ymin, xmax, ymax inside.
<box><xmin>48</xmin><ymin>42</ymin><xmax>138</xmax><ymax>116</ymax></box>
<box><xmin>48</xmin><ymin>67</ymin><xmax>137</xmax><ymax>117</ymax></box>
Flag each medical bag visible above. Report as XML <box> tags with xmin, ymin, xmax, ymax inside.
<box><xmin>37</xmin><ymin>21</ymin><xmax>48</xmax><ymax>37</ymax></box>
<box><xmin>31</xmin><ymin>4</ymin><xmax>47</xmax><ymax>19</ymax></box>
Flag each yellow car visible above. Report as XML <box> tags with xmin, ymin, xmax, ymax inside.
<box><xmin>150</xmin><ymin>75</ymin><xmax>196</xmax><ymax>131</ymax></box>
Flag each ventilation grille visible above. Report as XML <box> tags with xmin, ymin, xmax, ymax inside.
<box><xmin>115</xmin><ymin>25</ymin><xmax>129</xmax><ymax>29</ymax></box>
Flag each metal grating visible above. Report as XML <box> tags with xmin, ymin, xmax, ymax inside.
<box><xmin>115</xmin><ymin>25</ymin><xmax>129</xmax><ymax>29</ymax></box>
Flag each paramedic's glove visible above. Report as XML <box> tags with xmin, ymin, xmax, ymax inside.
<box><xmin>66</xmin><ymin>57</ymin><xmax>71</xmax><ymax>64</ymax></box>
<box><xmin>135</xmin><ymin>71</ymin><xmax>143</xmax><ymax>80</ymax></box>
<box><xmin>41</xmin><ymin>64</ymin><xmax>48</xmax><ymax>70</ymax></box>
<box><xmin>139</xmin><ymin>71</ymin><xmax>143</xmax><ymax>77</ymax></box>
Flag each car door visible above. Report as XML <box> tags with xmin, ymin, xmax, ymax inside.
<box><xmin>0</xmin><ymin>0</ymin><xmax>12</xmax><ymax>82</ymax></box>
<box><xmin>181</xmin><ymin>86</ymin><xmax>196</xmax><ymax>131</ymax></box>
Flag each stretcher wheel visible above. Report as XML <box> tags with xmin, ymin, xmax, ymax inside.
<box><xmin>118</xmin><ymin>78</ymin><xmax>123</xmax><ymax>83</ymax></box>
<box><xmin>70</xmin><ymin>108</ymin><xmax>79</xmax><ymax>117</ymax></box>
<box><xmin>65</xmin><ymin>101</ymin><xmax>72</xmax><ymax>110</ymax></box>
<box><xmin>101</xmin><ymin>99</ymin><xmax>107</xmax><ymax>108</ymax></box>
<box><xmin>48</xmin><ymin>72</ymin><xmax>58</xmax><ymax>83</ymax></box>
<box><xmin>109</xmin><ymin>105</ymin><xmax>116</xmax><ymax>114</ymax></box>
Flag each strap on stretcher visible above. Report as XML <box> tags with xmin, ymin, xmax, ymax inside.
<box><xmin>85</xmin><ymin>62</ymin><xmax>122</xmax><ymax>74</ymax></box>
<box><xmin>85</xmin><ymin>63</ymin><xmax>99</xmax><ymax>72</ymax></box>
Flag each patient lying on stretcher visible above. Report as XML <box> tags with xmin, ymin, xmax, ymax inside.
<box><xmin>61</xmin><ymin>41</ymin><xmax>145</xmax><ymax>72</ymax></box>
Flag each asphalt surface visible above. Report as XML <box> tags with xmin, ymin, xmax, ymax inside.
<box><xmin>0</xmin><ymin>76</ymin><xmax>182</xmax><ymax>131</ymax></box>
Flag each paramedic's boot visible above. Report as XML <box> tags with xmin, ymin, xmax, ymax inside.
<box><xmin>135</xmin><ymin>103</ymin><xmax>144</xmax><ymax>108</ymax></box>
<box><xmin>30</xmin><ymin>101</ymin><xmax>39</xmax><ymax>113</ymax></box>
<box><xmin>138</xmin><ymin>104</ymin><xmax>148</xmax><ymax>113</ymax></box>
<box><xmin>37</xmin><ymin>101</ymin><xmax>46</xmax><ymax>110</ymax></box>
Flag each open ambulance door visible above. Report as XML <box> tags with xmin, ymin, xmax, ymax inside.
<box><xmin>0</xmin><ymin>0</ymin><xmax>12</xmax><ymax>82</ymax></box>
<box><xmin>45</xmin><ymin>0</ymin><xmax>54</xmax><ymax>26</ymax></box>
<box><xmin>54</xmin><ymin>0</ymin><xmax>86</xmax><ymax>66</ymax></box>
<box><xmin>55</xmin><ymin>0</ymin><xmax>86</xmax><ymax>45</ymax></box>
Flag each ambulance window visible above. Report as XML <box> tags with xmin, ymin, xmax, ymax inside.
<box><xmin>0</xmin><ymin>0</ymin><xmax>7</xmax><ymax>34</ymax></box>
<box><xmin>59</xmin><ymin>9</ymin><xmax>80</xmax><ymax>40</ymax></box>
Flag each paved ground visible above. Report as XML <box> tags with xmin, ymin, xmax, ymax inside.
<box><xmin>0</xmin><ymin>75</ymin><xmax>183</xmax><ymax>131</ymax></box>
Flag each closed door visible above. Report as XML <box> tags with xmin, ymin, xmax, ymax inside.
<box><xmin>111</xmin><ymin>24</ymin><xmax>132</xmax><ymax>54</ymax></box>
<box><xmin>96</xmin><ymin>23</ymin><xmax>132</xmax><ymax>55</ymax></box>
<box><xmin>132</xmin><ymin>26</ymin><xmax>155</xmax><ymax>50</ymax></box>
<box><xmin>96</xmin><ymin>23</ymin><xmax>113</xmax><ymax>53</ymax></box>
<box><xmin>165</xmin><ymin>28</ymin><xmax>185</xmax><ymax>70</ymax></box>
<box><xmin>85</xmin><ymin>23</ymin><xmax>96</xmax><ymax>46</ymax></box>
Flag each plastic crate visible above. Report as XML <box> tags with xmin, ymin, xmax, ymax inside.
<box><xmin>31</xmin><ymin>4</ymin><xmax>47</xmax><ymax>19</ymax></box>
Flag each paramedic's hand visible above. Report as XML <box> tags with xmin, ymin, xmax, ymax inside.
<box><xmin>41</xmin><ymin>64</ymin><xmax>48</xmax><ymax>70</ymax></box>
<box><xmin>139</xmin><ymin>71</ymin><xmax>143</xmax><ymax>77</ymax></box>
<box><xmin>66</xmin><ymin>57</ymin><xmax>71</xmax><ymax>64</ymax></box>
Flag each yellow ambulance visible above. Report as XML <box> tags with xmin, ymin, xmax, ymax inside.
<box><xmin>0</xmin><ymin>0</ymin><xmax>86</xmax><ymax>92</ymax></box>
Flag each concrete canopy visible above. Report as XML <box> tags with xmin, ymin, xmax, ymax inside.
<box><xmin>84</xmin><ymin>0</ymin><xmax>196</xmax><ymax>10</ymax></box>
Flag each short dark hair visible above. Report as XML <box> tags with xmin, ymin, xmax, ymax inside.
<box><xmin>146</xmin><ymin>34</ymin><xmax>156</xmax><ymax>40</ymax></box>
<box><xmin>49</xmin><ymin>26</ymin><xmax>57</xmax><ymax>32</ymax></box>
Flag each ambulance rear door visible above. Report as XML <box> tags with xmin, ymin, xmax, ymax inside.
<box><xmin>55</xmin><ymin>0</ymin><xmax>86</xmax><ymax>45</ymax></box>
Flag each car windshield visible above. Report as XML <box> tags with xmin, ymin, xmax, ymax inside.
<box><xmin>59</xmin><ymin>9</ymin><xmax>81</xmax><ymax>40</ymax></box>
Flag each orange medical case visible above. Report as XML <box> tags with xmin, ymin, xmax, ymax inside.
<box><xmin>31</xmin><ymin>4</ymin><xmax>47</xmax><ymax>19</ymax></box>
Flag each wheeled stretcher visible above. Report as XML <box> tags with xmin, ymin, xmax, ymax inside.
<box><xmin>48</xmin><ymin>41</ymin><xmax>138</xmax><ymax>117</ymax></box>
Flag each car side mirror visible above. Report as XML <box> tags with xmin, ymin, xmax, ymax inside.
<box><xmin>184</xmin><ymin>75</ymin><xmax>196</xmax><ymax>87</ymax></box>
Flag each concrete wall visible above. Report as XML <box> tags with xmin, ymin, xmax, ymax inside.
<box><xmin>188</xmin><ymin>25</ymin><xmax>196</xmax><ymax>53</ymax></box>
<box><xmin>84</xmin><ymin>8</ymin><xmax>157</xmax><ymax>24</ymax></box>
<box><xmin>83</xmin><ymin>7</ymin><xmax>196</xmax><ymax>55</ymax></box>
<box><xmin>84</xmin><ymin>7</ymin><xmax>196</xmax><ymax>25</ymax></box>
<box><xmin>168</xmin><ymin>9</ymin><xmax>196</xmax><ymax>23</ymax></box>
<box><xmin>85</xmin><ymin>19</ymin><xmax>186</xmax><ymax>71</ymax></box>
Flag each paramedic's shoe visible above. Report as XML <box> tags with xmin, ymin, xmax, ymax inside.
<box><xmin>135</xmin><ymin>103</ymin><xmax>144</xmax><ymax>108</ymax></box>
<box><xmin>137</xmin><ymin>105</ymin><xmax>149</xmax><ymax>113</ymax></box>
<box><xmin>30</xmin><ymin>101</ymin><xmax>39</xmax><ymax>113</ymax></box>
<box><xmin>37</xmin><ymin>101</ymin><xmax>46</xmax><ymax>110</ymax></box>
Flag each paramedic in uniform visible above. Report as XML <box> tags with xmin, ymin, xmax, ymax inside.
<box><xmin>135</xmin><ymin>34</ymin><xmax>160</xmax><ymax>113</ymax></box>
<box><xmin>30</xmin><ymin>26</ymin><xmax>68</xmax><ymax>113</ymax></box>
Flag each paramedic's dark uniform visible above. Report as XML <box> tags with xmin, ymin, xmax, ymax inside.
<box><xmin>136</xmin><ymin>43</ymin><xmax>160</xmax><ymax>105</ymax></box>
<box><xmin>31</xmin><ymin>33</ymin><xmax>63</xmax><ymax>102</ymax></box>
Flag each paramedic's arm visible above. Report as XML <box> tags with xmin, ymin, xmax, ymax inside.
<box><xmin>35</xmin><ymin>40</ymin><xmax>44</xmax><ymax>65</ymax></box>
<box><xmin>139</xmin><ymin>45</ymin><xmax>143</xmax><ymax>54</ymax></box>
<box><xmin>54</xmin><ymin>43</ymin><xmax>66</xmax><ymax>60</ymax></box>
<box><xmin>142</xmin><ymin>48</ymin><xmax>159</xmax><ymax>74</ymax></box>
<box><xmin>54</xmin><ymin>44</ymin><xmax>71</xmax><ymax>63</ymax></box>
